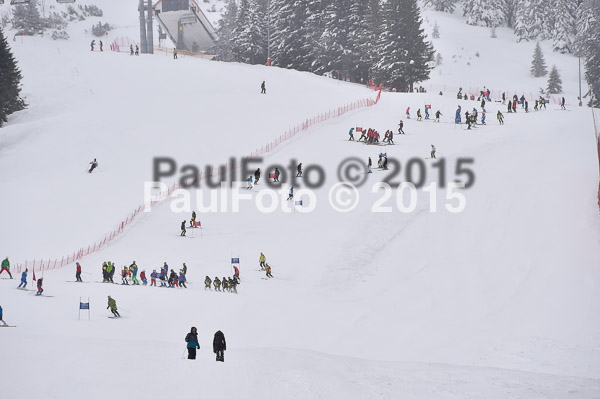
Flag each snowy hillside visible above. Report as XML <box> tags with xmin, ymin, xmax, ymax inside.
<box><xmin>1</xmin><ymin>1</ymin><xmax>599</xmax><ymax>398</ymax></box>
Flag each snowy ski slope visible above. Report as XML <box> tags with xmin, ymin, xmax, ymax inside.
<box><xmin>0</xmin><ymin>1</ymin><xmax>599</xmax><ymax>398</ymax></box>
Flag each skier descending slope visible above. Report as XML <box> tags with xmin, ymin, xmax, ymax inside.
<box><xmin>107</xmin><ymin>296</ymin><xmax>120</xmax><ymax>317</ymax></box>
<box><xmin>17</xmin><ymin>268</ymin><xmax>27</xmax><ymax>288</ymax></box>
<box><xmin>88</xmin><ymin>158</ymin><xmax>98</xmax><ymax>173</ymax></box>
<box><xmin>36</xmin><ymin>278</ymin><xmax>44</xmax><ymax>296</ymax></box>
<box><xmin>213</xmin><ymin>330</ymin><xmax>226</xmax><ymax>362</ymax></box>
<box><xmin>185</xmin><ymin>327</ymin><xmax>200</xmax><ymax>359</ymax></box>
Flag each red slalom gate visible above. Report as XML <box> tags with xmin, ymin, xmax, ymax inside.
<box><xmin>14</xmin><ymin>88</ymin><xmax>383</xmax><ymax>274</ymax></box>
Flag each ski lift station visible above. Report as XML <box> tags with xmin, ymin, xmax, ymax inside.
<box><xmin>153</xmin><ymin>0</ymin><xmax>218</xmax><ymax>53</ymax></box>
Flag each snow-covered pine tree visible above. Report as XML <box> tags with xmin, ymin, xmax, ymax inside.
<box><xmin>546</xmin><ymin>65</ymin><xmax>563</xmax><ymax>93</ymax></box>
<box><xmin>269</xmin><ymin>0</ymin><xmax>310</xmax><ymax>71</ymax></box>
<box><xmin>579</xmin><ymin>0</ymin><xmax>600</xmax><ymax>106</ymax></box>
<box><xmin>347</xmin><ymin>0</ymin><xmax>372</xmax><ymax>83</ymax></box>
<box><xmin>552</xmin><ymin>0</ymin><xmax>577</xmax><ymax>53</ymax></box>
<box><xmin>313</xmin><ymin>0</ymin><xmax>352</xmax><ymax>79</ymax></box>
<box><xmin>0</xmin><ymin>27</ymin><xmax>26</xmax><ymax>127</ymax></box>
<box><xmin>514</xmin><ymin>0</ymin><xmax>553</xmax><ymax>41</ymax></box>
<box><xmin>423</xmin><ymin>0</ymin><xmax>456</xmax><ymax>12</ymax></box>
<box><xmin>432</xmin><ymin>21</ymin><xmax>440</xmax><ymax>39</ymax></box>
<box><xmin>463</xmin><ymin>0</ymin><xmax>506</xmax><ymax>27</ymax></box>
<box><xmin>12</xmin><ymin>0</ymin><xmax>45</xmax><ymax>35</ymax></box>
<box><xmin>214</xmin><ymin>0</ymin><xmax>238</xmax><ymax>62</ymax></box>
<box><xmin>232</xmin><ymin>0</ymin><xmax>267</xmax><ymax>64</ymax></box>
<box><xmin>573</xmin><ymin>0</ymin><xmax>594</xmax><ymax>55</ymax></box>
<box><xmin>530</xmin><ymin>42</ymin><xmax>548</xmax><ymax>77</ymax></box>
<box><xmin>373</xmin><ymin>0</ymin><xmax>433</xmax><ymax>91</ymax></box>
<box><xmin>505</xmin><ymin>0</ymin><xmax>517</xmax><ymax>28</ymax></box>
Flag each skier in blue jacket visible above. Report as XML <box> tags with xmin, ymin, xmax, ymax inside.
<box><xmin>18</xmin><ymin>269</ymin><xmax>28</xmax><ymax>288</ymax></box>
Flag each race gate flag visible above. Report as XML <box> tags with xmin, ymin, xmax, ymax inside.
<box><xmin>231</xmin><ymin>258</ymin><xmax>240</xmax><ymax>264</ymax></box>
<box><xmin>79</xmin><ymin>297</ymin><xmax>90</xmax><ymax>320</ymax></box>
<box><xmin>295</xmin><ymin>200</ymin><xmax>303</xmax><ymax>206</ymax></box>
<box><xmin>192</xmin><ymin>221</ymin><xmax>201</xmax><ymax>228</ymax></box>
<box><xmin>425</xmin><ymin>104</ymin><xmax>432</xmax><ymax>109</ymax></box>
<box><xmin>269</xmin><ymin>173</ymin><xmax>277</xmax><ymax>179</ymax></box>
<box><xmin>356</xmin><ymin>127</ymin><xmax>363</xmax><ymax>132</ymax></box>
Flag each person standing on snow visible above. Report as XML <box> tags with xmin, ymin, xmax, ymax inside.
<box><xmin>179</xmin><ymin>271</ymin><xmax>187</xmax><ymax>288</ymax></box>
<box><xmin>481</xmin><ymin>110</ymin><xmax>486</xmax><ymax>125</ymax></box>
<box><xmin>1</xmin><ymin>257</ymin><xmax>13</xmax><ymax>279</ymax></box>
<box><xmin>561</xmin><ymin>97</ymin><xmax>566</xmax><ymax>110</ymax></box>
<box><xmin>129</xmin><ymin>262</ymin><xmax>139</xmax><ymax>285</ymax></box>
<box><xmin>274</xmin><ymin>168</ymin><xmax>280</xmax><ymax>182</ymax></box>
<box><xmin>247</xmin><ymin>175</ymin><xmax>254</xmax><ymax>190</ymax></box>
<box><xmin>189</xmin><ymin>211</ymin><xmax>197</xmax><ymax>228</ymax></box>
<box><xmin>107</xmin><ymin>296</ymin><xmax>120</xmax><ymax>317</ymax></box>
<box><xmin>296</xmin><ymin>163</ymin><xmax>302</xmax><ymax>177</ymax></box>
<box><xmin>287</xmin><ymin>186</ymin><xmax>294</xmax><ymax>201</ymax></box>
<box><xmin>140</xmin><ymin>270</ymin><xmax>147</xmax><ymax>285</ymax></box>
<box><xmin>406</xmin><ymin>107</ymin><xmax>411</xmax><ymax>119</ymax></box>
<box><xmin>398</xmin><ymin>120</ymin><xmax>405</xmax><ymax>134</ymax></box>
<box><xmin>261</xmin><ymin>81</ymin><xmax>266</xmax><ymax>94</ymax></box>
<box><xmin>425</xmin><ymin>107</ymin><xmax>430</xmax><ymax>120</ymax></box>
<box><xmin>435</xmin><ymin>110</ymin><xmax>442</xmax><ymax>122</ymax></box>
<box><xmin>180</xmin><ymin>220</ymin><xmax>186</xmax><ymax>237</ymax></box>
<box><xmin>90</xmin><ymin>40</ymin><xmax>95</xmax><ymax>51</ymax></box>
<box><xmin>0</xmin><ymin>305</ymin><xmax>7</xmax><ymax>326</ymax></box>
<box><xmin>213</xmin><ymin>330</ymin><xmax>226</xmax><ymax>362</ymax></box>
<box><xmin>135</xmin><ymin>45</ymin><xmax>139</xmax><ymax>56</ymax></box>
<box><xmin>205</xmin><ymin>276</ymin><xmax>212</xmax><ymax>290</ymax></box>
<box><xmin>88</xmin><ymin>158</ymin><xmax>98</xmax><ymax>173</ymax></box>
<box><xmin>18</xmin><ymin>268</ymin><xmax>27</xmax><ymax>289</ymax></box>
<box><xmin>497</xmin><ymin>111</ymin><xmax>504</xmax><ymax>125</ymax></box>
<box><xmin>348</xmin><ymin>127</ymin><xmax>355</xmax><ymax>141</ymax></box>
<box><xmin>233</xmin><ymin>266</ymin><xmax>240</xmax><ymax>279</ymax></box>
<box><xmin>99</xmin><ymin>40</ymin><xmax>103</xmax><ymax>52</ymax></box>
<box><xmin>185</xmin><ymin>327</ymin><xmax>200</xmax><ymax>359</ymax></box>
<box><xmin>130</xmin><ymin>44</ymin><xmax>134</xmax><ymax>56</ymax></box>
<box><xmin>213</xmin><ymin>277</ymin><xmax>221</xmax><ymax>291</ymax></box>
<box><xmin>76</xmin><ymin>262</ymin><xmax>83</xmax><ymax>282</ymax></box>
<box><xmin>416</xmin><ymin>109</ymin><xmax>422</xmax><ymax>121</ymax></box>
<box><xmin>430</xmin><ymin>145</ymin><xmax>437</xmax><ymax>159</ymax></box>
<box><xmin>173</xmin><ymin>48</ymin><xmax>178</xmax><ymax>59</ymax></box>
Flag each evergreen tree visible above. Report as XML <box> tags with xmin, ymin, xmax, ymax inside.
<box><xmin>347</xmin><ymin>0</ymin><xmax>372</xmax><ymax>83</ymax></box>
<box><xmin>0</xmin><ymin>27</ymin><xmax>26</xmax><ymax>127</ymax></box>
<box><xmin>12</xmin><ymin>0</ymin><xmax>45</xmax><ymax>35</ymax></box>
<box><xmin>432</xmin><ymin>21</ymin><xmax>440</xmax><ymax>39</ymax></box>
<box><xmin>553</xmin><ymin>0</ymin><xmax>577</xmax><ymax>53</ymax></box>
<box><xmin>269</xmin><ymin>0</ymin><xmax>311</xmax><ymax>71</ymax></box>
<box><xmin>514</xmin><ymin>0</ymin><xmax>552</xmax><ymax>41</ymax></box>
<box><xmin>463</xmin><ymin>0</ymin><xmax>506</xmax><ymax>27</ymax></box>
<box><xmin>579</xmin><ymin>0</ymin><xmax>600</xmax><ymax>106</ymax></box>
<box><xmin>530</xmin><ymin>42</ymin><xmax>548</xmax><ymax>77</ymax></box>
<box><xmin>232</xmin><ymin>0</ymin><xmax>267</xmax><ymax>64</ymax></box>
<box><xmin>546</xmin><ymin>65</ymin><xmax>563</xmax><ymax>93</ymax></box>
<box><xmin>214</xmin><ymin>0</ymin><xmax>238</xmax><ymax>62</ymax></box>
<box><xmin>423</xmin><ymin>0</ymin><xmax>456</xmax><ymax>12</ymax></box>
<box><xmin>505</xmin><ymin>0</ymin><xmax>517</xmax><ymax>28</ymax></box>
<box><xmin>373</xmin><ymin>0</ymin><xmax>433</xmax><ymax>91</ymax></box>
<box><xmin>314</xmin><ymin>0</ymin><xmax>352</xmax><ymax>79</ymax></box>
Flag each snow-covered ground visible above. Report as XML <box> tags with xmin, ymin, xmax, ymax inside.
<box><xmin>1</xmin><ymin>1</ymin><xmax>599</xmax><ymax>398</ymax></box>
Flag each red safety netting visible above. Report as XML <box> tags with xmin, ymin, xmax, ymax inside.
<box><xmin>13</xmin><ymin>87</ymin><xmax>383</xmax><ymax>274</ymax></box>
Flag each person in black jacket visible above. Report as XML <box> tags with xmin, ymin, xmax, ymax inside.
<box><xmin>254</xmin><ymin>168</ymin><xmax>261</xmax><ymax>184</ymax></box>
<box><xmin>180</xmin><ymin>220</ymin><xmax>186</xmax><ymax>237</ymax></box>
<box><xmin>296</xmin><ymin>163</ymin><xmax>302</xmax><ymax>177</ymax></box>
<box><xmin>213</xmin><ymin>330</ymin><xmax>226</xmax><ymax>362</ymax></box>
<box><xmin>185</xmin><ymin>327</ymin><xmax>200</xmax><ymax>359</ymax></box>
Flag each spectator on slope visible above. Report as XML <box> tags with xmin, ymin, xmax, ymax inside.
<box><xmin>99</xmin><ymin>40</ymin><xmax>103</xmax><ymax>52</ymax></box>
<box><xmin>121</xmin><ymin>267</ymin><xmax>129</xmax><ymax>285</ymax></box>
<box><xmin>417</xmin><ymin>109</ymin><xmax>422</xmax><ymax>121</ymax></box>
<box><xmin>17</xmin><ymin>268</ymin><xmax>27</xmax><ymax>289</ymax></box>
<box><xmin>507</xmin><ymin>101</ymin><xmax>512</xmax><ymax>113</ymax></box>
<box><xmin>481</xmin><ymin>98</ymin><xmax>486</xmax><ymax>109</ymax></box>
<box><xmin>90</xmin><ymin>40</ymin><xmax>95</xmax><ymax>51</ymax></box>
<box><xmin>36</xmin><ymin>277</ymin><xmax>44</xmax><ymax>296</ymax></box>
<box><xmin>465</xmin><ymin>111</ymin><xmax>471</xmax><ymax>129</ymax></box>
<box><xmin>213</xmin><ymin>330</ymin><xmax>226</xmax><ymax>362</ymax></box>
<box><xmin>261</xmin><ymin>81</ymin><xmax>266</xmax><ymax>94</ymax></box>
<box><xmin>435</xmin><ymin>110</ymin><xmax>442</xmax><ymax>122</ymax></box>
<box><xmin>109</xmin><ymin>262</ymin><xmax>116</xmax><ymax>283</ymax></box>
<box><xmin>130</xmin><ymin>44</ymin><xmax>134</xmax><ymax>56</ymax></box>
<box><xmin>213</xmin><ymin>277</ymin><xmax>221</xmax><ymax>291</ymax></box>
<box><xmin>348</xmin><ymin>127</ymin><xmax>355</xmax><ymax>141</ymax></box>
<box><xmin>107</xmin><ymin>296</ymin><xmax>120</xmax><ymax>317</ymax></box>
<box><xmin>173</xmin><ymin>48</ymin><xmax>178</xmax><ymax>59</ymax></box>
<box><xmin>76</xmin><ymin>262</ymin><xmax>83</xmax><ymax>282</ymax></box>
<box><xmin>431</xmin><ymin>145</ymin><xmax>437</xmax><ymax>159</ymax></box>
<box><xmin>561</xmin><ymin>97</ymin><xmax>566</xmax><ymax>110</ymax></box>
<box><xmin>0</xmin><ymin>305</ymin><xmax>6</xmax><ymax>326</ymax></box>
<box><xmin>254</xmin><ymin>168</ymin><xmax>261</xmax><ymax>184</ymax></box>
<box><xmin>205</xmin><ymin>276</ymin><xmax>212</xmax><ymax>290</ymax></box>
<box><xmin>185</xmin><ymin>327</ymin><xmax>200</xmax><ymax>359</ymax></box>
<box><xmin>1</xmin><ymin>257</ymin><xmax>12</xmax><ymax>279</ymax></box>
<box><xmin>455</xmin><ymin>106</ymin><xmax>461</xmax><ymax>124</ymax></box>
<box><xmin>512</xmin><ymin>99</ymin><xmax>517</xmax><ymax>113</ymax></box>
<box><xmin>180</xmin><ymin>220</ymin><xmax>186</xmax><ymax>237</ymax></box>
<box><xmin>129</xmin><ymin>262</ymin><xmax>139</xmax><ymax>285</ymax></box>
<box><xmin>520</xmin><ymin>95</ymin><xmax>526</xmax><ymax>108</ymax></box>
<box><xmin>102</xmin><ymin>262</ymin><xmax>108</xmax><ymax>282</ymax></box>
<box><xmin>502</xmin><ymin>92</ymin><xmax>506</xmax><ymax>104</ymax></box>
<box><xmin>150</xmin><ymin>270</ymin><xmax>158</xmax><ymax>286</ymax></box>
<box><xmin>88</xmin><ymin>158</ymin><xmax>98</xmax><ymax>173</ymax></box>
<box><xmin>296</xmin><ymin>163</ymin><xmax>303</xmax><ymax>177</ymax></box>
<box><xmin>135</xmin><ymin>45</ymin><xmax>139</xmax><ymax>56</ymax></box>
<box><xmin>497</xmin><ymin>111</ymin><xmax>504</xmax><ymax>125</ymax></box>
